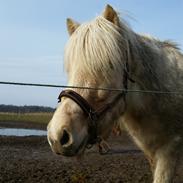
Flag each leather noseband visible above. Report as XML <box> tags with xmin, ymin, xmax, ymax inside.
<box><xmin>58</xmin><ymin>89</ymin><xmax>126</xmax><ymax>145</ymax></box>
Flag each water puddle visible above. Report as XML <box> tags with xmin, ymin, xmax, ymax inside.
<box><xmin>0</xmin><ymin>127</ymin><xmax>47</xmax><ymax>136</ymax></box>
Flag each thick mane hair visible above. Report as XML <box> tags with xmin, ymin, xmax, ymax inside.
<box><xmin>64</xmin><ymin>14</ymin><xmax>182</xmax><ymax>89</ymax></box>
<box><xmin>64</xmin><ymin>16</ymin><xmax>137</xmax><ymax>81</ymax></box>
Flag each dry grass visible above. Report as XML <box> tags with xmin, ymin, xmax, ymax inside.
<box><xmin>0</xmin><ymin>112</ymin><xmax>53</xmax><ymax>124</ymax></box>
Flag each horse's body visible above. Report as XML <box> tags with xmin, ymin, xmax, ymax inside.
<box><xmin>47</xmin><ymin>5</ymin><xmax>183</xmax><ymax>183</ymax></box>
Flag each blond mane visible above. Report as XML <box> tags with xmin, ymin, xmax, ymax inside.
<box><xmin>64</xmin><ymin>16</ymin><xmax>137</xmax><ymax>81</ymax></box>
<box><xmin>65</xmin><ymin>14</ymin><xmax>182</xmax><ymax>86</ymax></box>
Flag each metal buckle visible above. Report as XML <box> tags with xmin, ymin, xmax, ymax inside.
<box><xmin>86</xmin><ymin>144</ymin><xmax>93</xmax><ymax>149</ymax></box>
<box><xmin>98</xmin><ymin>138</ymin><xmax>111</xmax><ymax>155</ymax></box>
<box><xmin>89</xmin><ymin>110</ymin><xmax>98</xmax><ymax>121</ymax></box>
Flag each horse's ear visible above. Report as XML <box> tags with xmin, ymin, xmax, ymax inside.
<box><xmin>66</xmin><ymin>18</ymin><xmax>80</xmax><ymax>35</ymax></box>
<box><xmin>103</xmin><ymin>4</ymin><xmax>120</xmax><ymax>26</ymax></box>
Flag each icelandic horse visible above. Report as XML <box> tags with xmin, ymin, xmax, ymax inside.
<box><xmin>47</xmin><ymin>5</ymin><xmax>183</xmax><ymax>183</ymax></box>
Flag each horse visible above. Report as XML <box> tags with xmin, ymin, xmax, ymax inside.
<box><xmin>47</xmin><ymin>5</ymin><xmax>183</xmax><ymax>183</ymax></box>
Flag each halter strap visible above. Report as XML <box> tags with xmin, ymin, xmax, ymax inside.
<box><xmin>58</xmin><ymin>90</ymin><xmax>99</xmax><ymax>145</ymax></box>
<box><xmin>58</xmin><ymin>90</ymin><xmax>99</xmax><ymax>121</ymax></box>
<box><xmin>58</xmin><ymin>89</ymin><xmax>127</xmax><ymax>146</ymax></box>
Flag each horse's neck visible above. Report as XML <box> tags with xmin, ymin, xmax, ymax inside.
<box><xmin>126</xmin><ymin>35</ymin><xmax>183</xmax><ymax>117</ymax></box>
<box><xmin>129</xmin><ymin>35</ymin><xmax>165</xmax><ymax>91</ymax></box>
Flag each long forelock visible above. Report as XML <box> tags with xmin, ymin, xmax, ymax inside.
<box><xmin>64</xmin><ymin>16</ymin><xmax>133</xmax><ymax>81</ymax></box>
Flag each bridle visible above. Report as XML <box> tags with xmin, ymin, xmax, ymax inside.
<box><xmin>57</xmin><ymin>59</ymin><xmax>135</xmax><ymax>155</ymax></box>
<box><xmin>58</xmin><ymin>89</ymin><xmax>126</xmax><ymax>146</ymax></box>
<box><xmin>57</xmin><ymin>50</ymin><xmax>135</xmax><ymax>153</ymax></box>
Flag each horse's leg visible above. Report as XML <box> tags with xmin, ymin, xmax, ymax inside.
<box><xmin>153</xmin><ymin>154</ymin><xmax>177</xmax><ymax>183</ymax></box>
<box><xmin>153</xmin><ymin>138</ymin><xmax>181</xmax><ymax>183</ymax></box>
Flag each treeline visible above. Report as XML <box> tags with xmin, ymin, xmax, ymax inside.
<box><xmin>0</xmin><ymin>105</ymin><xmax>55</xmax><ymax>113</ymax></box>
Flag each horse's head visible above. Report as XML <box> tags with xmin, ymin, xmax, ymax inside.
<box><xmin>47</xmin><ymin>5</ymin><xmax>133</xmax><ymax>157</ymax></box>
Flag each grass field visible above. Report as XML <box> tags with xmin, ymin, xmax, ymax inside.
<box><xmin>0</xmin><ymin>112</ymin><xmax>53</xmax><ymax>124</ymax></box>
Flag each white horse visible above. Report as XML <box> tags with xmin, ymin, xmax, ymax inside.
<box><xmin>47</xmin><ymin>5</ymin><xmax>183</xmax><ymax>183</ymax></box>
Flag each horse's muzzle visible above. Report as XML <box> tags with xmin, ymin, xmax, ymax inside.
<box><xmin>47</xmin><ymin>128</ymin><xmax>87</xmax><ymax>157</ymax></box>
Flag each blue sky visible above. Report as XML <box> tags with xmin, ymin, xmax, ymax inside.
<box><xmin>0</xmin><ymin>0</ymin><xmax>182</xmax><ymax>107</ymax></box>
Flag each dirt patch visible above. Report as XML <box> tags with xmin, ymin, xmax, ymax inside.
<box><xmin>0</xmin><ymin>122</ymin><xmax>182</xmax><ymax>182</ymax></box>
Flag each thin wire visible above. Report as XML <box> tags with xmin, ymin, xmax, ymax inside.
<box><xmin>0</xmin><ymin>81</ymin><xmax>183</xmax><ymax>94</ymax></box>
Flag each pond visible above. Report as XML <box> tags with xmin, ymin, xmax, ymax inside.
<box><xmin>0</xmin><ymin>127</ymin><xmax>47</xmax><ymax>136</ymax></box>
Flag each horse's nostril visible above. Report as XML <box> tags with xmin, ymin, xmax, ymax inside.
<box><xmin>60</xmin><ymin>129</ymin><xmax>70</xmax><ymax>146</ymax></box>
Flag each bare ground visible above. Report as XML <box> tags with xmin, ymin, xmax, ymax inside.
<box><xmin>0</xmin><ymin>122</ymin><xmax>182</xmax><ymax>183</ymax></box>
